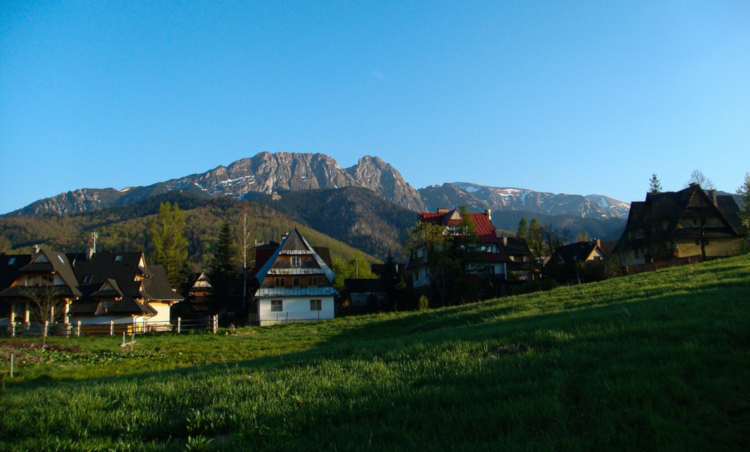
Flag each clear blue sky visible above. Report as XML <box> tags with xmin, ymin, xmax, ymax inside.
<box><xmin>1</xmin><ymin>1</ymin><xmax>749</xmax><ymax>215</ymax></box>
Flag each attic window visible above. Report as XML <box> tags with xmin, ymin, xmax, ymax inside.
<box><xmin>291</xmin><ymin>256</ymin><xmax>301</xmax><ymax>267</ymax></box>
<box><xmin>7</xmin><ymin>258</ymin><xmax>15</xmax><ymax>265</ymax></box>
<box><xmin>114</xmin><ymin>256</ymin><xmax>123</xmax><ymax>264</ymax></box>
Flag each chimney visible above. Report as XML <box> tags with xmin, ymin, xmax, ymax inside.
<box><xmin>437</xmin><ymin>207</ymin><xmax>449</xmax><ymax>214</ymax></box>
<box><xmin>485</xmin><ymin>209</ymin><xmax>491</xmax><ymax>220</ymax></box>
<box><xmin>502</xmin><ymin>236</ymin><xmax>508</xmax><ymax>246</ymax></box>
<box><xmin>87</xmin><ymin>247</ymin><xmax>95</xmax><ymax>260</ymax></box>
<box><xmin>33</xmin><ymin>245</ymin><xmax>40</xmax><ymax>256</ymax></box>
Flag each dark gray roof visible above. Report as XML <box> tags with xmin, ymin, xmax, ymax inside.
<box><xmin>0</xmin><ymin>254</ymin><xmax>32</xmax><ymax>291</ymax></box>
<box><xmin>614</xmin><ymin>185</ymin><xmax>746</xmax><ymax>253</ymax></box>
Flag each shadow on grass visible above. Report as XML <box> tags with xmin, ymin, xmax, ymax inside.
<box><xmin>2</xmin><ymin>263</ymin><xmax>749</xmax><ymax>450</ymax></box>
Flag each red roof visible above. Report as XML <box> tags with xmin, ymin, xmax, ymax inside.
<box><xmin>418</xmin><ymin>209</ymin><xmax>499</xmax><ymax>244</ymax></box>
<box><xmin>417</xmin><ymin>209</ymin><xmax>509</xmax><ymax>261</ymax></box>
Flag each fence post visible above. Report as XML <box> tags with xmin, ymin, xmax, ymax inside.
<box><xmin>177</xmin><ymin>317</ymin><xmax>181</xmax><ymax>334</ymax></box>
<box><xmin>11</xmin><ymin>322</ymin><xmax>15</xmax><ymax>338</ymax></box>
<box><xmin>110</xmin><ymin>320</ymin><xmax>114</xmax><ymax>336</ymax></box>
<box><xmin>212</xmin><ymin>315</ymin><xmax>218</xmax><ymax>334</ymax></box>
<box><xmin>76</xmin><ymin>320</ymin><xmax>81</xmax><ymax>337</ymax></box>
<box><xmin>9</xmin><ymin>354</ymin><xmax>13</xmax><ymax>379</ymax></box>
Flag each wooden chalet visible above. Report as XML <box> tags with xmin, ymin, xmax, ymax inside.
<box><xmin>252</xmin><ymin>228</ymin><xmax>338</xmax><ymax>326</ymax></box>
<box><xmin>0</xmin><ymin>248</ymin><xmax>182</xmax><ymax>328</ymax></box>
<box><xmin>613</xmin><ymin>184</ymin><xmax>747</xmax><ymax>266</ymax></box>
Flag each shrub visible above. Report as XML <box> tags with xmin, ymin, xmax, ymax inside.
<box><xmin>418</xmin><ymin>295</ymin><xmax>429</xmax><ymax>311</ymax></box>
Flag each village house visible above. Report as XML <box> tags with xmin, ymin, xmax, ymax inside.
<box><xmin>0</xmin><ymin>248</ymin><xmax>182</xmax><ymax>330</ymax></box>
<box><xmin>252</xmin><ymin>228</ymin><xmax>338</xmax><ymax>326</ymax></box>
<box><xmin>613</xmin><ymin>184</ymin><xmax>747</xmax><ymax>266</ymax></box>
<box><xmin>551</xmin><ymin>239</ymin><xmax>614</xmax><ymax>267</ymax></box>
<box><xmin>496</xmin><ymin>235</ymin><xmax>535</xmax><ymax>280</ymax></box>
<box><xmin>406</xmin><ymin>208</ymin><xmax>510</xmax><ymax>300</ymax></box>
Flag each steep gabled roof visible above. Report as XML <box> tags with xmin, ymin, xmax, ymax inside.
<box><xmin>254</xmin><ymin>227</ymin><xmax>337</xmax><ymax>290</ymax></box>
<box><xmin>71</xmin><ymin>252</ymin><xmax>182</xmax><ymax>316</ymax></box>
<box><xmin>614</xmin><ymin>185</ymin><xmax>746</xmax><ymax>253</ymax></box>
<box><xmin>0</xmin><ymin>254</ymin><xmax>32</xmax><ymax>291</ymax></box>
<box><xmin>141</xmin><ymin>265</ymin><xmax>183</xmax><ymax>301</ymax></box>
<box><xmin>91</xmin><ymin>279</ymin><xmax>124</xmax><ymax>298</ymax></box>
<box><xmin>18</xmin><ymin>249</ymin><xmax>82</xmax><ymax>297</ymax></box>
<box><xmin>554</xmin><ymin>241</ymin><xmax>603</xmax><ymax>265</ymax></box>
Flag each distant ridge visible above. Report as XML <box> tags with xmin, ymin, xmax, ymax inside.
<box><xmin>2</xmin><ymin>152</ymin><xmax>629</xmax><ymax>220</ymax></box>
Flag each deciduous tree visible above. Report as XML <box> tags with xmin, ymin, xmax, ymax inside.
<box><xmin>686</xmin><ymin>169</ymin><xmax>715</xmax><ymax>191</ymax></box>
<box><xmin>19</xmin><ymin>286</ymin><xmax>65</xmax><ymax>347</ymax></box>
<box><xmin>737</xmin><ymin>172</ymin><xmax>750</xmax><ymax>228</ymax></box>
<box><xmin>148</xmin><ymin>202</ymin><xmax>189</xmax><ymax>289</ymax></box>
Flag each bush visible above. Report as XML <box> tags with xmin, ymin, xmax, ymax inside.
<box><xmin>418</xmin><ymin>295</ymin><xmax>429</xmax><ymax>311</ymax></box>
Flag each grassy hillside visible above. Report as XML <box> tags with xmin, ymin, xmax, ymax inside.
<box><xmin>1</xmin><ymin>256</ymin><xmax>749</xmax><ymax>451</ymax></box>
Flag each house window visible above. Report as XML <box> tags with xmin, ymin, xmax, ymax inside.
<box><xmin>308</xmin><ymin>277</ymin><xmax>317</xmax><ymax>286</ymax></box>
<box><xmin>83</xmin><ymin>275</ymin><xmax>93</xmax><ymax>284</ymax></box>
<box><xmin>275</xmin><ymin>277</ymin><xmax>285</xmax><ymax>287</ymax></box>
<box><xmin>310</xmin><ymin>299</ymin><xmax>322</xmax><ymax>311</ymax></box>
<box><xmin>8</xmin><ymin>257</ymin><xmax>15</xmax><ymax>265</ymax></box>
<box><xmin>695</xmin><ymin>239</ymin><xmax>700</xmax><ymax>246</ymax></box>
<box><xmin>291</xmin><ymin>256</ymin><xmax>300</xmax><ymax>267</ymax></box>
<box><xmin>271</xmin><ymin>300</ymin><xmax>283</xmax><ymax>311</ymax></box>
<box><xmin>114</xmin><ymin>255</ymin><xmax>123</xmax><ymax>264</ymax></box>
<box><xmin>102</xmin><ymin>301</ymin><xmax>111</xmax><ymax>312</ymax></box>
<box><xmin>293</xmin><ymin>278</ymin><xmax>300</xmax><ymax>287</ymax></box>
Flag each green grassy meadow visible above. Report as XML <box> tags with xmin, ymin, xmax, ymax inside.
<box><xmin>1</xmin><ymin>257</ymin><xmax>749</xmax><ymax>451</ymax></box>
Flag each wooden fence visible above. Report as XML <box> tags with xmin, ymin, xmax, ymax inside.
<box><xmin>623</xmin><ymin>255</ymin><xmax>704</xmax><ymax>276</ymax></box>
<box><xmin>1</xmin><ymin>315</ymin><xmax>219</xmax><ymax>338</ymax></box>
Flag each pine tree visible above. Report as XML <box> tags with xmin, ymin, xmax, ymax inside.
<box><xmin>517</xmin><ymin>217</ymin><xmax>528</xmax><ymax>238</ymax></box>
<box><xmin>208</xmin><ymin>221</ymin><xmax>237</xmax><ymax>314</ymax></box>
<box><xmin>649</xmin><ymin>174</ymin><xmax>663</xmax><ymax>194</ymax></box>
<box><xmin>148</xmin><ymin>202</ymin><xmax>188</xmax><ymax>289</ymax></box>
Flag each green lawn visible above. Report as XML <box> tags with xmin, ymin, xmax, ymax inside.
<box><xmin>1</xmin><ymin>256</ymin><xmax>749</xmax><ymax>451</ymax></box>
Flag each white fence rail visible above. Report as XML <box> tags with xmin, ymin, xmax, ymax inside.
<box><xmin>1</xmin><ymin>315</ymin><xmax>219</xmax><ymax>337</ymax></box>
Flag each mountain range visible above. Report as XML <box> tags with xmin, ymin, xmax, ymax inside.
<box><xmin>3</xmin><ymin>152</ymin><xmax>630</xmax><ymax>220</ymax></box>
